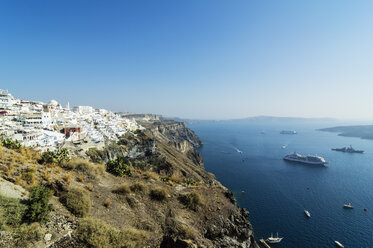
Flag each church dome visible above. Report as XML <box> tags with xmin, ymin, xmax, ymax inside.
<box><xmin>49</xmin><ymin>99</ymin><xmax>59</xmax><ymax>106</ymax></box>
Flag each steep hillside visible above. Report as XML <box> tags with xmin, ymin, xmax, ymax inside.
<box><xmin>0</xmin><ymin>120</ymin><xmax>258</xmax><ymax>248</ymax></box>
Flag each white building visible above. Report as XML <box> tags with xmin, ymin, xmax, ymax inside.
<box><xmin>74</xmin><ymin>106</ymin><xmax>94</xmax><ymax>115</ymax></box>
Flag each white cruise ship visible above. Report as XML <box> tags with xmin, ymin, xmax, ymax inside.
<box><xmin>283</xmin><ymin>152</ymin><xmax>327</xmax><ymax>165</ymax></box>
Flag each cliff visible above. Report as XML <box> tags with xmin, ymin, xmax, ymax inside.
<box><xmin>318</xmin><ymin>125</ymin><xmax>373</xmax><ymax>140</ymax></box>
<box><xmin>0</xmin><ymin>120</ymin><xmax>258</xmax><ymax>248</ymax></box>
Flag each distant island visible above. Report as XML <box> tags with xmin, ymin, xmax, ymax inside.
<box><xmin>318</xmin><ymin>125</ymin><xmax>373</xmax><ymax>140</ymax></box>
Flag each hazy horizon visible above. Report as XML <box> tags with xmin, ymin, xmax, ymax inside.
<box><xmin>2</xmin><ymin>0</ymin><xmax>373</xmax><ymax>120</ymax></box>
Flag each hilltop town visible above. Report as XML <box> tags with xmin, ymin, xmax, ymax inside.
<box><xmin>0</xmin><ymin>89</ymin><xmax>257</xmax><ymax>248</ymax></box>
<box><xmin>0</xmin><ymin>89</ymin><xmax>144</xmax><ymax>153</ymax></box>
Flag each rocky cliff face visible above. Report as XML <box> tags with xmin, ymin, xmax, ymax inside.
<box><xmin>139</xmin><ymin>120</ymin><xmax>258</xmax><ymax>248</ymax></box>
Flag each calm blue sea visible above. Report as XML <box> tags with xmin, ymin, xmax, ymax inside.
<box><xmin>189</xmin><ymin>120</ymin><xmax>373</xmax><ymax>248</ymax></box>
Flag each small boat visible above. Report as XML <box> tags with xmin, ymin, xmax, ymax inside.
<box><xmin>280</xmin><ymin>130</ymin><xmax>297</xmax><ymax>134</ymax></box>
<box><xmin>334</xmin><ymin>240</ymin><xmax>344</xmax><ymax>248</ymax></box>
<box><xmin>266</xmin><ymin>232</ymin><xmax>283</xmax><ymax>244</ymax></box>
<box><xmin>282</xmin><ymin>145</ymin><xmax>286</xmax><ymax>149</ymax></box>
<box><xmin>304</xmin><ymin>210</ymin><xmax>311</xmax><ymax>218</ymax></box>
<box><xmin>343</xmin><ymin>203</ymin><xmax>354</xmax><ymax>209</ymax></box>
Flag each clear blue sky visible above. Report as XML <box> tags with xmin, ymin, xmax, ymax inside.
<box><xmin>1</xmin><ymin>0</ymin><xmax>373</xmax><ymax>119</ymax></box>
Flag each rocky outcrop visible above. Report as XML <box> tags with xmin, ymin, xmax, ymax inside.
<box><xmin>140</xmin><ymin>120</ymin><xmax>202</xmax><ymax>152</ymax></box>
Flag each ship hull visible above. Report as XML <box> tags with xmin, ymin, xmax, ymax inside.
<box><xmin>283</xmin><ymin>157</ymin><xmax>327</xmax><ymax>166</ymax></box>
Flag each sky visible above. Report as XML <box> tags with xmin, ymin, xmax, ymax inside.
<box><xmin>1</xmin><ymin>0</ymin><xmax>373</xmax><ymax>120</ymax></box>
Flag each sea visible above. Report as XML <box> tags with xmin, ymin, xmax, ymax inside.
<box><xmin>189</xmin><ymin>119</ymin><xmax>373</xmax><ymax>248</ymax></box>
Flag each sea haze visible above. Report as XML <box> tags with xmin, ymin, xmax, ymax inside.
<box><xmin>189</xmin><ymin>119</ymin><xmax>373</xmax><ymax>248</ymax></box>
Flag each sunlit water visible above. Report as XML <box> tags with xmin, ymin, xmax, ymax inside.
<box><xmin>189</xmin><ymin>121</ymin><xmax>373</xmax><ymax>248</ymax></box>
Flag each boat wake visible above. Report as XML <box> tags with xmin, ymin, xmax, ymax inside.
<box><xmin>233</xmin><ymin>147</ymin><xmax>243</xmax><ymax>154</ymax></box>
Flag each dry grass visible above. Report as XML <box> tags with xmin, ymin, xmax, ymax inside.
<box><xmin>76</xmin><ymin>218</ymin><xmax>147</xmax><ymax>248</ymax></box>
<box><xmin>77</xmin><ymin>175</ymin><xmax>85</xmax><ymax>183</ymax></box>
<box><xmin>130</xmin><ymin>182</ymin><xmax>147</xmax><ymax>193</ymax></box>
<box><xmin>103</xmin><ymin>198</ymin><xmax>111</xmax><ymax>208</ymax></box>
<box><xmin>86</xmin><ymin>183</ymin><xmax>94</xmax><ymax>192</ymax></box>
<box><xmin>62</xmin><ymin>187</ymin><xmax>91</xmax><ymax>217</ymax></box>
<box><xmin>64</xmin><ymin>172</ymin><xmax>72</xmax><ymax>186</ymax></box>
<box><xmin>13</xmin><ymin>222</ymin><xmax>44</xmax><ymax>248</ymax></box>
<box><xmin>112</xmin><ymin>183</ymin><xmax>131</xmax><ymax>195</ymax></box>
<box><xmin>63</xmin><ymin>158</ymin><xmax>105</xmax><ymax>178</ymax></box>
<box><xmin>149</xmin><ymin>187</ymin><xmax>167</xmax><ymax>201</ymax></box>
<box><xmin>43</xmin><ymin>170</ymin><xmax>52</xmax><ymax>185</ymax></box>
<box><xmin>142</xmin><ymin>171</ymin><xmax>159</xmax><ymax>180</ymax></box>
<box><xmin>178</xmin><ymin>191</ymin><xmax>203</xmax><ymax>211</ymax></box>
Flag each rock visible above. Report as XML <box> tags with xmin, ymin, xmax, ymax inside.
<box><xmin>0</xmin><ymin>163</ymin><xmax>8</xmax><ymax>172</ymax></box>
<box><xmin>44</xmin><ymin>233</ymin><xmax>52</xmax><ymax>242</ymax></box>
<box><xmin>51</xmin><ymin>180</ymin><xmax>69</xmax><ymax>195</ymax></box>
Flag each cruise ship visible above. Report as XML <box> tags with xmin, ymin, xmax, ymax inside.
<box><xmin>283</xmin><ymin>152</ymin><xmax>327</xmax><ymax>165</ymax></box>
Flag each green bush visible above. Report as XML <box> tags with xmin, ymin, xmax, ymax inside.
<box><xmin>39</xmin><ymin>148</ymin><xmax>70</xmax><ymax>165</ymax></box>
<box><xmin>149</xmin><ymin>187</ymin><xmax>167</xmax><ymax>201</ymax></box>
<box><xmin>76</xmin><ymin>218</ymin><xmax>147</xmax><ymax>248</ymax></box>
<box><xmin>13</xmin><ymin>222</ymin><xmax>44</xmax><ymax>248</ymax></box>
<box><xmin>106</xmin><ymin>157</ymin><xmax>132</xmax><ymax>177</ymax></box>
<box><xmin>63</xmin><ymin>187</ymin><xmax>91</xmax><ymax>217</ymax></box>
<box><xmin>183</xmin><ymin>178</ymin><xmax>196</xmax><ymax>186</ymax></box>
<box><xmin>0</xmin><ymin>194</ymin><xmax>28</xmax><ymax>230</ymax></box>
<box><xmin>1</xmin><ymin>138</ymin><xmax>21</xmax><ymax>149</ymax></box>
<box><xmin>26</xmin><ymin>185</ymin><xmax>53</xmax><ymax>224</ymax></box>
<box><xmin>178</xmin><ymin>191</ymin><xmax>203</xmax><ymax>211</ymax></box>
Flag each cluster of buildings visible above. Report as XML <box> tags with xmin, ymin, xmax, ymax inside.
<box><xmin>0</xmin><ymin>89</ymin><xmax>143</xmax><ymax>152</ymax></box>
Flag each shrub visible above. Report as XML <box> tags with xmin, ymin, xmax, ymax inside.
<box><xmin>112</xmin><ymin>183</ymin><xmax>130</xmax><ymax>195</ymax></box>
<box><xmin>178</xmin><ymin>225</ymin><xmax>195</xmax><ymax>240</ymax></box>
<box><xmin>76</xmin><ymin>218</ymin><xmax>147</xmax><ymax>248</ymax></box>
<box><xmin>86</xmin><ymin>148</ymin><xmax>104</xmax><ymax>163</ymax></box>
<box><xmin>0</xmin><ymin>194</ymin><xmax>28</xmax><ymax>230</ymax></box>
<box><xmin>64</xmin><ymin>172</ymin><xmax>72</xmax><ymax>186</ymax></box>
<box><xmin>63</xmin><ymin>158</ymin><xmax>105</xmax><ymax>178</ymax></box>
<box><xmin>104</xmin><ymin>198</ymin><xmax>111</xmax><ymax>208</ymax></box>
<box><xmin>150</xmin><ymin>187</ymin><xmax>167</xmax><ymax>201</ymax></box>
<box><xmin>126</xmin><ymin>196</ymin><xmax>136</xmax><ymax>208</ymax></box>
<box><xmin>63</xmin><ymin>187</ymin><xmax>91</xmax><ymax>217</ymax></box>
<box><xmin>87</xmin><ymin>183</ymin><xmax>94</xmax><ymax>192</ymax></box>
<box><xmin>142</xmin><ymin>171</ymin><xmax>158</xmax><ymax>180</ymax></box>
<box><xmin>1</xmin><ymin>138</ymin><xmax>21</xmax><ymax>150</ymax></box>
<box><xmin>106</xmin><ymin>157</ymin><xmax>132</xmax><ymax>177</ymax></box>
<box><xmin>119</xmin><ymin>227</ymin><xmax>148</xmax><ymax>248</ymax></box>
<box><xmin>183</xmin><ymin>178</ymin><xmax>196</xmax><ymax>186</ymax></box>
<box><xmin>39</xmin><ymin>148</ymin><xmax>70</xmax><ymax>165</ymax></box>
<box><xmin>78</xmin><ymin>175</ymin><xmax>85</xmax><ymax>182</ymax></box>
<box><xmin>14</xmin><ymin>222</ymin><xmax>44</xmax><ymax>248</ymax></box>
<box><xmin>178</xmin><ymin>191</ymin><xmax>203</xmax><ymax>211</ymax></box>
<box><xmin>76</xmin><ymin>218</ymin><xmax>118</xmax><ymax>248</ymax></box>
<box><xmin>26</xmin><ymin>185</ymin><xmax>53</xmax><ymax>224</ymax></box>
<box><xmin>130</xmin><ymin>182</ymin><xmax>147</xmax><ymax>193</ymax></box>
<box><xmin>22</xmin><ymin>171</ymin><xmax>36</xmax><ymax>185</ymax></box>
